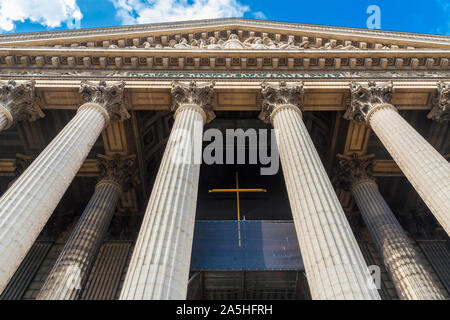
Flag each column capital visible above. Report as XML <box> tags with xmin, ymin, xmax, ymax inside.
<box><xmin>427</xmin><ymin>81</ymin><xmax>449</xmax><ymax>123</ymax></box>
<box><xmin>78</xmin><ymin>80</ymin><xmax>130</xmax><ymax>122</ymax></box>
<box><xmin>0</xmin><ymin>80</ymin><xmax>44</xmax><ymax>129</ymax></box>
<box><xmin>344</xmin><ymin>81</ymin><xmax>396</xmax><ymax>124</ymax></box>
<box><xmin>171</xmin><ymin>81</ymin><xmax>215</xmax><ymax>124</ymax></box>
<box><xmin>96</xmin><ymin>154</ymin><xmax>138</xmax><ymax>192</ymax></box>
<box><xmin>258</xmin><ymin>81</ymin><xmax>304</xmax><ymax>123</ymax></box>
<box><xmin>336</xmin><ymin>153</ymin><xmax>377</xmax><ymax>191</ymax></box>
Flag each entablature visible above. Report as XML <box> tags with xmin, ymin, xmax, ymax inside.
<box><xmin>0</xmin><ymin>78</ymin><xmax>447</xmax><ymax>112</ymax></box>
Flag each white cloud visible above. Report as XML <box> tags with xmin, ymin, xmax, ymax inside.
<box><xmin>109</xmin><ymin>0</ymin><xmax>253</xmax><ymax>25</ymax></box>
<box><xmin>252</xmin><ymin>11</ymin><xmax>266</xmax><ymax>20</ymax></box>
<box><xmin>432</xmin><ymin>0</ymin><xmax>450</xmax><ymax>35</ymax></box>
<box><xmin>0</xmin><ymin>0</ymin><xmax>83</xmax><ymax>32</ymax></box>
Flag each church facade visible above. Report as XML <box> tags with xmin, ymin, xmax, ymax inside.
<box><xmin>0</xmin><ymin>18</ymin><xmax>448</xmax><ymax>300</ymax></box>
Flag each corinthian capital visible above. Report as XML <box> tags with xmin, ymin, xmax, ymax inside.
<box><xmin>427</xmin><ymin>82</ymin><xmax>449</xmax><ymax>123</ymax></box>
<box><xmin>344</xmin><ymin>81</ymin><xmax>394</xmax><ymax>123</ymax></box>
<box><xmin>0</xmin><ymin>80</ymin><xmax>44</xmax><ymax>128</ymax></box>
<box><xmin>97</xmin><ymin>154</ymin><xmax>138</xmax><ymax>191</ymax></box>
<box><xmin>79</xmin><ymin>80</ymin><xmax>129</xmax><ymax>121</ymax></box>
<box><xmin>335</xmin><ymin>153</ymin><xmax>376</xmax><ymax>190</ymax></box>
<box><xmin>258</xmin><ymin>81</ymin><xmax>304</xmax><ymax>123</ymax></box>
<box><xmin>171</xmin><ymin>81</ymin><xmax>215</xmax><ymax>123</ymax></box>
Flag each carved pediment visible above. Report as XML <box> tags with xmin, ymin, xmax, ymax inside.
<box><xmin>38</xmin><ymin>32</ymin><xmax>396</xmax><ymax>51</ymax></box>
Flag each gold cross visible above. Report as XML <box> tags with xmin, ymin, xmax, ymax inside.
<box><xmin>209</xmin><ymin>172</ymin><xmax>267</xmax><ymax>246</ymax></box>
<box><xmin>209</xmin><ymin>171</ymin><xmax>267</xmax><ymax>221</ymax></box>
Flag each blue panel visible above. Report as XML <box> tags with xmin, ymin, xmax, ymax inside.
<box><xmin>190</xmin><ymin>221</ymin><xmax>303</xmax><ymax>271</ymax></box>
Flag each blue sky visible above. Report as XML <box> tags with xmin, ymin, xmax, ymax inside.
<box><xmin>0</xmin><ymin>0</ymin><xmax>449</xmax><ymax>35</ymax></box>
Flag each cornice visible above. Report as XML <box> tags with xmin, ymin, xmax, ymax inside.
<box><xmin>0</xmin><ymin>18</ymin><xmax>448</xmax><ymax>41</ymax></box>
<box><xmin>0</xmin><ymin>46</ymin><xmax>448</xmax><ymax>73</ymax></box>
<box><xmin>2</xmin><ymin>47</ymin><xmax>449</xmax><ymax>54</ymax></box>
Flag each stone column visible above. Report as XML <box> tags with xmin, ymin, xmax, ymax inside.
<box><xmin>259</xmin><ymin>82</ymin><xmax>379</xmax><ymax>300</ymax></box>
<box><xmin>119</xmin><ymin>81</ymin><xmax>214</xmax><ymax>300</ymax></box>
<box><xmin>0</xmin><ymin>80</ymin><xmax>44</xmax><ymax>131</ymax></box>
<box><xmin>37</xmin><ymin>154</ymin><xmax>136</xmax><ymax>300</ymax></box>
<box><xmin>336</xmin><ymin>154</ymin><xmax>445</xmax><ymax>300</ymax></box>
<box><xmin>0</xmin><ymin>81</ymin><xmax>129</xmax><ymax>294</ymax></box>
<box><xmin>345</xmin><ymin>81</ymin><xmax>450</xmax><ymax>235</ymax></box>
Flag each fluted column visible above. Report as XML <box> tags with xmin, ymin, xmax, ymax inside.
<box><xmin>0</xmin><ymin>112</ymin><xmax>8</xmax><ymax>130</ymax></box>
<box><xmin>345</xmin><ymin>81</ymin><xmax>450</xmax><ymax>234</ymax></box>
<box><xmin>259</xmin><ymin>82</ymin><xmax>379</xmax><ymax>300</ymax></box>
<box><xmin>337</xmin><ymin>154</ymin><xmax>445</xmax><ymax>300</ymax></box>
<box><xmin>0</xmin><ymin>81</ymin><xmax>129</xmax><ymax>294</ymax></box>
<box><xmin>119</xmin><ymin>81</ymin><xmax>215</xmax><ymax>300</ymax></box>
<box><xmin>37</xmin><ymin>154</ymin><xmax>136</xmax><ymax>300</ymax></box>
<box><xmin>0</xmin><ymin>80</ymin><xmax>44</xmax><ymax>131</ymax></box>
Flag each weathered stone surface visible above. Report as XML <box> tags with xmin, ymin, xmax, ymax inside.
<box><xmin>258</xmin><ymin>81</ymin><xmax>303</xmax><ymax>123</ymax></box>
<box><xmin>344</xmin><ymin>81</ymin><xmax>394</xmax><ymax>123</ymax></box>
<box><xmin>427</xmin><ymin>81</ymin><xmax>450</xmax><ymax>122</ymax></box>
<box><xmin>337</xmin><ymin>153</ymin><xmax>446</xmax><ymax>300</ymax></box>
<box><xmin>0</xmin><ymin>82</ymin><xmax>131</xmax><ymax>294</ymax></box>
<box><xmin>171</xmin><ymin>81</ymin><xmax>215</xmax><ymax>123</ymax></box>
<box><xmin>263</xmin><ymin>82</ymin><xmax>380</xmax><ymax>300</ymax></box>
<box><xmin>335</xmin><ymin>153</ymin><xmax>375</xmax><ymax>188</ymax></box>
<box><xmin>37</xmin><ymin>183</ymin><xmax>120</xmax><ymax>300</ymax></box>
<box><xmin>120</xmin><ymin>83</ymin><xmax>208</xmax><ymax>300</ymax></box>
<box><xmin>0</xmin><ymin>80</ymin><xmax>43</xmax><ymax>130</ymax></box>
<box><xmin>97</xmin><ymin>154</ymin><xmax>138</xmax><ymax>191</ymax></box>
<box><xmin>37</xmin><ymin>155</ymin><xmax>135</xmax><ymax>300</ymax></box>
<box><xmin>346</xmin><ymin>82</ymin><xmax>450</xmax><ymax>235</ymax></box>
<box><xmin>79</xmin><ymin>80</ymin><xmax>129</xmax><ymax>122</ymax></box>
<box><xmin>0</xmin><ymin>105</ymin><xmax>106</xmax><ymax>294</ymax></box>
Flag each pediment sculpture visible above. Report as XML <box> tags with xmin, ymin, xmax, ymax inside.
<box><xmin>61</xmin><ymin>32</ymin><xmax>368</xmax><ymax>50</ymax></box>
